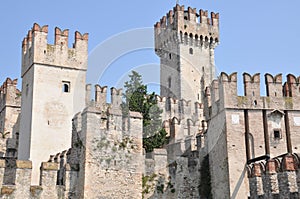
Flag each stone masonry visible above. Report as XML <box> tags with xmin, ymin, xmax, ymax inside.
<box><xmin>0</xmin><ymin>3</ymin><xmax>299</xmax><ymax>199</ymax></box>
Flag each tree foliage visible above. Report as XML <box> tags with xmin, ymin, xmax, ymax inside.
<box><xmin>123</xmin><ymin>71</ymin><xmax>168</xmax><ymax>152</ymax></box>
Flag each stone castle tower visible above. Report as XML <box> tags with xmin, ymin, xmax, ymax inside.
<box><xmin>19</xmin><ymin>24</ymin><xmax>88</xmax><ymax>184</ymax></box>
<box><xmin>0</xmin><ymin>4</ymin><xmax>299</xmax><ymax>199</ymax></box>
<box><xmin>155</xmin><ymin>4</ymin><xmax>219</xmax><ymax>103</ymax></box>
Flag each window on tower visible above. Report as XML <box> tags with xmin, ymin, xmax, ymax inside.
<box><xmin>273</xmin><ymin>129</ymin><xmax>281</xmax><ymax>139</ymax></box>
<box><xmin>189</xmin><ymin>48</ymin><xmax>193</xmax><ymax>55</ymax></box>
<box><xmin>62</xmin><ymin>81</ymin><xmax>70</xmax><ymax>93</ymax></box>
<box><xmin>168</xmin><ymin>77</ymin><xmax>171</xmax><ymax>88</ymax></box>
<box><xmin>25</xmin><ymin>84</ymin><xmax>29</xmax><ymax>96</ymax></box>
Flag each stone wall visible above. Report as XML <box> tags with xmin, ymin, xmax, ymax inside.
<box><xmin>75</xmin><ymin>86</ymin><xmax>144</xmax><ymax>198</ymax></box>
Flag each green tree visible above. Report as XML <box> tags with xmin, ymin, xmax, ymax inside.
<box><xmin>124</xmin><ymin>71</ymin><xmax>143</xmax><ymax>98</ymax></box>
<box><xmin>123</xmin><ymin>71</ymin><xmax>168</xmax><ymax>152</ymax></box>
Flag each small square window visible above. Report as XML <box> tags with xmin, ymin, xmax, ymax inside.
<box><xmin>62</xmin><ymin>81</ymin><xmax>70</xmax><ymax>93</ymax></box>
<box><xmin>274</xmin><ymin>129</ymin><xmax>281</xmax><ymax>139</ymax></box>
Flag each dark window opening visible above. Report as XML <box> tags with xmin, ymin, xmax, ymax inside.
<box><xmin>189</xmin><ymin>48</ymin><xmax>193</xmax><ymax>55</ymax></box>
<box><xmin>26</xmin><ymin>84</ymin><xmax>29</xmax><ymax>96</ymax></box>
<box><xmin>168</xmin><ymin>77</ymin><xmax>171</xmax><ymax>88</ymax></box>
<box><xmin>62</xmin><ymin>81</ymin><xmax>70</xmax><ymax>93</ymax></box>
<box><xmin>253</xmin><ymin>100</ymin><xmax>257</xmax><ymax>106</ymax></box>
<box><xmin>274</xmin><ymin>129</ymin><xmax>281</xmax><ymax>139</ymax></box>
<box><xmin>169</xmin><ymin>53</ymin><xmax>172</xmax><ymax>59</ymax></box>
<box><xmin>166</xmin><ymin>98</ymin><xmax>171</xmax><ymax>111</ymax></box>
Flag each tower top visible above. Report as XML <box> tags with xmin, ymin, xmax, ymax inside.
<box><xmin>154</xmin><ymin>4</ymin><xmax>219</xmax><ymax>55</ymax></box>
<box><xmin>21</xmin><ymin>23</ymin><xmax>88</xmax><ymax>77</ymax></box>
<box><xmin>154</xmin><ymin>4</ymin><xmax>219</xmax><ymax>40</ymax></box>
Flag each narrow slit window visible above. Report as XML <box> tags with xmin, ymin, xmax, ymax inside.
<box><xmin>26</xmin><ymin>84</ymin><xmax>29</xmax><ymax>96</ymax></box>
<box><xmin>168</xmin><ymin>77</ymin><xmax>171</xmax><ymax>88</ymax></box>
<box><xmin>62</xmin><ymin>81</ymin><xmax>70</xmax><ymax>93</ymax></box>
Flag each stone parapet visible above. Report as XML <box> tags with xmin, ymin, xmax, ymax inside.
<box><xmin>21</xmin><ymin>23</ymin><xmax>88</xmax><ymax>77</ymax></box>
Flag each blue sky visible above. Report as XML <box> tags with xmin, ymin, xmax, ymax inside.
<box><xmin>1</xmin><ymin>0</ymin><xmax>300</xmax><ymax>95</ymax></box>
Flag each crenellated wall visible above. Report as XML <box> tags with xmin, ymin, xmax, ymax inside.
<box><xmin>21</xmin><ymin>23</ymin><xmax>88</xmax><ymax>77</ymax></box>
<box><xmin>156</xmin><ymin>95</ymin><xmax>203</xmax><ymax>142</ymax></box>
<box><xmin>154</xmin><ymin>4</ymin><xmax>219</xmax><ymax>50</ymax></box>
<box><xmin>0</xmin><ymin>160</ymin><xmax>67</xmax><ymax>199</ymax></box>
<box><xmin>204</xmin><ymin>72</ymin><xmax>300</xmax><ymax>198</ymax></box>
<box><xmin>0</xmin><ymin>85</ymin><xmax>144</xmax><ymax>199</ymax></box>
<box><xmin>75</xmin><ymin>85</ymin><xmax>144</xmax><ymax>198</ymax></box>
<box><xmin>205</xmin><ymin>72</ymin><xmax>300</xmax><ymax>111</ymax></box>
<box><xmin>248</xmin><ymin>154</ymin><xmax>300</xmax><ymax>198</ymax></box>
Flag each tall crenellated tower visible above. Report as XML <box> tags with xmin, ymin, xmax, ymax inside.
<box><xmin>155</xmin><ymin>4</ymin><xmax>219</xmax><ymax>103</ymax></box>
<box><xmin>19</xmin><ymin>23</ymin><xmax>88</xmax><ymax>184</ymax></box>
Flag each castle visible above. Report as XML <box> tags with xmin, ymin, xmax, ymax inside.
<box><xmin>0</xmin><ymin>4</ymin><xmax>299</xmax><ymax>199</ymax></box>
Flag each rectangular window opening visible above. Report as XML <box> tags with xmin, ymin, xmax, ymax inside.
<box><xmin>273</xmin><ymin>129</ymin><xmax>281</xmax><ymax>139</ymax></box>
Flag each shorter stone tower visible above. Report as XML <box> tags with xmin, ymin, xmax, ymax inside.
<box><xmin>155</xmin><ymin>5</ymin><xmax>219</xmax><ymax>103</ymax></box>
<box><xmin>18</xmin><ymin>23</ymin><xmax>88</xmax><ymax>184</ymax></box>
<box><xmin>73</xmin><ymin>86</ymin><xmax>144</xmax><ymax>198</ymax></box>
<box><xmin>0</xmin><ymin>78</ymin><xmax>21</xmax><ymax>157</ymax></box>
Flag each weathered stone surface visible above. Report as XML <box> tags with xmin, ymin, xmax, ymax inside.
<box><xmin>0</xmin><ymin>3</ymin><xmax>300</xmax><ymax>199</ymax></box>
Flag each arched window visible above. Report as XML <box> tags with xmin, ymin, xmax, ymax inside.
<box><xmin>62</xmin><ymin>81</ymin><xmax>70</xmax><ymax>93</ymax></box>
<box><xmin>189</xmin><ymin>48</ymin><xmax>193</xmax><ymax>55</ymax></box>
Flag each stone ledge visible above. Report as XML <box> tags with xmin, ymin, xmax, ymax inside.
<box><xmin>16</xmin><ymin>160</ymin><xmax>32</xmax><ymax>169</ymax></box>
<box><xmin>129</xmin><ymin>111</ymin><xmax>143</xmax><ymax>119</ymax></box>
<box><xmin>1</xmin><ymin>185</ymin><xmax>15</xmax><ymax>195</ymax></box>
<box><xmin>41</xmin><ymin>162</ymin><xmax>59</xmax><ymax>171</ymax></box>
